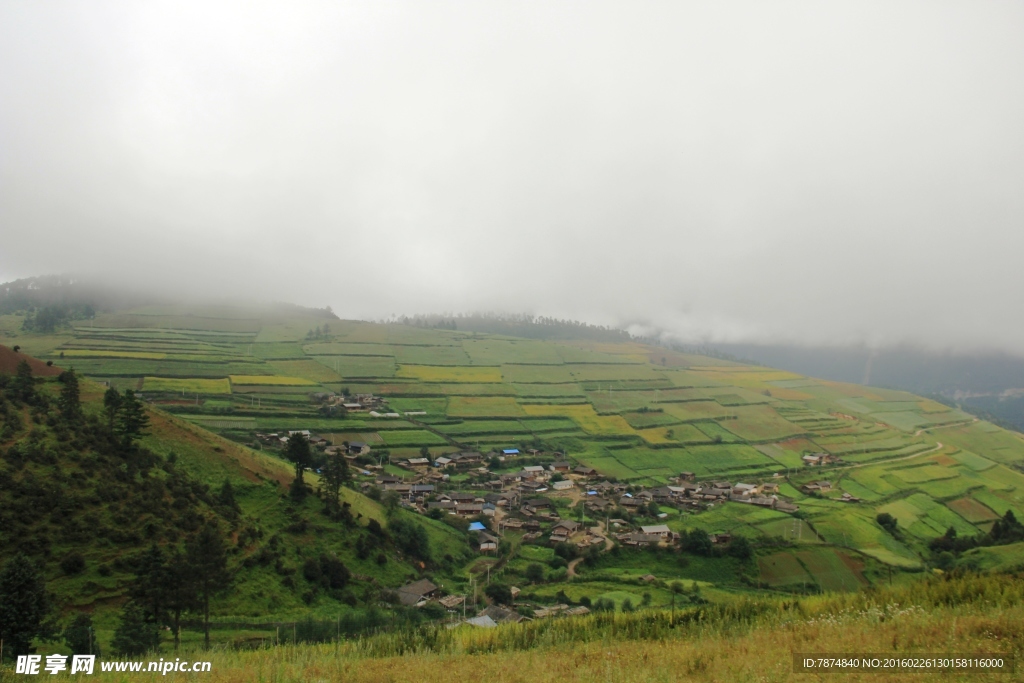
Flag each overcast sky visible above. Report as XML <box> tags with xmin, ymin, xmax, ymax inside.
<box><xmin>2</xmin><ymin>1</ymin><xmax>1023</xmax><ymax>351</ymax></box>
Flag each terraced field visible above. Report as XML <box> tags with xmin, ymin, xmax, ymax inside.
<box><xmin>5</xmin><ymin>305</ymin><xmax>1024</xmax><ymax>581</ymax></box>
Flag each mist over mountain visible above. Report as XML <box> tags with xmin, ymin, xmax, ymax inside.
<box><xmin>714</xmin><ymin>342</ymin><xmax>1024</xmax><ymax>431</ymax></box>
<box><xmin>3</xmin><ymin>2</ymin><xmax>1024</xmax><ymax>353</ymax></box>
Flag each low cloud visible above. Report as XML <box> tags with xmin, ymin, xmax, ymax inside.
<box><xmin>2</xmin><ymin>1</ymin><xmax>1023</xmax><ymax>353</ymax></box>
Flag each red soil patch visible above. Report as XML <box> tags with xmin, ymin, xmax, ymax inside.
<box><xmin>837</xmin><ymin>551</ymin><xmax>869</xmax><ymax>585</ymax></box>
<box><xmin>0</xmin><ymin>345</ymin><xmax>63</xmax><ymax>376</ymax></box>
<box><xmin>948</xmin><ymin>497</ymin><xmax>999</xmax><ymax>523</ymax></box>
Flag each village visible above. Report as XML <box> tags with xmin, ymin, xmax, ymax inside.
<box><xmin>252</xmin><ymin>429</ymin><xmax>842</xmax><ymax>552</ymax></box>
<box><xmin>246</xmin><ymin>394</ymin><xmax>866</xmax><ymax>626</ymax></box>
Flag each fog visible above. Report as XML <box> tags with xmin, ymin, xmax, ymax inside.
<box><xmin>2</xmin><ymin>2</ymin><xmax>1023</xmax><ymax>352</ymax></box>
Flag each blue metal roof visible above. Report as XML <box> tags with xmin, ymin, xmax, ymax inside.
<box><xmin>468</xmin><ymin>522</ymin><xmax>487</xmax><ymax>531</ymax></box>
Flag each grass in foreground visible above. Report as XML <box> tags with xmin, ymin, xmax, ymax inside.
<box><xmin>18</xmin><ymin>573</ymin><xmax>1017</xmax><ymax>683</ymax></box>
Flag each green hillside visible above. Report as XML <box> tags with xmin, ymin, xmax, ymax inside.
<box><xmin>0</xmin><ymin>346</ymin><xmax>472</xmax><ymax>655</ymax></box>
<box><xmin>2</xmin><ymin>303</ymin><xmax>1024</xmax><ymax>655</ymax></box>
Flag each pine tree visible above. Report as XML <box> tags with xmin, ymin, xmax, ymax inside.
<box><xmin>117</xmin><ymin>389</ymin><xmax>150</xmax><ymax>447</ymax></box>
<box><xmin>186</xmin><ymin>523</ymin><xmax>232</xmax><ymax>648</ymax></box>
<box><xmin>110</xmin><ymin>602</ymin><xmax>160</xmax><ymax>656</ymax></box>
<box><xmin>63</xmin><ymin>613</ymin><xmax>100</xmax><ymax>656</ymax></box>
<box><xmin>57</xmin><ymin>369</ymin><xmax>82</xmax><ymax>422</ymax></box>
<box><xmin>128</xmin><ymin>545</ymin><xmax>196</xmax><ymax>650</ymax></box>
<box><xmin>217</xmin><ymin>479</ymin><xmax>240</xmax><ymax>516</ymax></box>
<box><xmin>103</xmin><ymin>387</ymin><xmax>122</xmax><ymax>435</ymax></box>
<box><xmin>0</xmin><ymin>554</ymin><xmax>49</xmax><ymax>657</ymax></box>
<box><xmin>285</xmin><ymin>432</ymin><xmax>312</xmax><ymax>496</ymax></box>
<box><xmin>320</xmin><ymin>451</ymin><xmax>350</xmax><ymax>518</ymax></box>
<box><xmin>11</xmin><ymin>360</ymin><xmax>36</xmax><ymax>404</ymax></box>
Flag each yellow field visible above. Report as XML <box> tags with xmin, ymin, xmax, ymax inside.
<box><xmin>396</xmin><ymin>365</ymin><xmax>503</xmax><ymax>383</ymax></box>
<box><xmin>689</xmin><ymin>367</ymin><xmax>805</xmax><ymax>390</ymax></box>
<box><xmin>638</xmin><ymin>427</ymin><xmax>675</xmax><ymax>444</ymax></box>
<box><xmin>522</xmin><ymin>404</ymin><xmax>636</xmax><ymax>435</ymax></box>
<box><xmin>447</xmin><ymin>396</ymin><xmax>524</xmax><ymax>417</ymax></box>
<box><xmin>766</xmin><ymin>387</ymin><xmax>816</xmax><ymax>401</ymax></box>
<box><xmin>143</xmin><ymin>377</ymin><xmax>231</xmax><ymax>394</ymax></box>
<box><xmin>63</xmin><ymin>349</ymin><xmax>166</xmax><ymax>360</ymax></box>
<box><xmin>270</xmin><ymin>359</ymin><xmax>344</xmax><ymax>383</ymax></box>
<box><xmin>228</xmin><ymin>375</ymin><xmax>318</xmax><ymax>386</ymax></box>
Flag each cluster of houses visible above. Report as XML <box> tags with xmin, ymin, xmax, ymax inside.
<box><xmin>393</xmin><ymin>578</ymin><xmax>589</xmax><ymax>627</ymax></box>
<box><xmin>361</xmin><ymin>449</ymin><xmax>811</xmax><ymax>554</ymax></box>
<box><xmin>802</xmin><ymin>452</ymin><xmax>842</xmax><ymax>466</ymax></box>
<box><xmin>584</xmin><ymin>473</ymin><xmax>800</xmax><ymax>516</ymax></box>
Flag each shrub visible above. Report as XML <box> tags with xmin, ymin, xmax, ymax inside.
<box><xmin>60</xmin><ymin>552</ymin><xmax>86</xmax><ymax>576</ymax></box>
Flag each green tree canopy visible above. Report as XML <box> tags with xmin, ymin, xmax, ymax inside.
<box><xmin>0</xmin><ymin>554</ymin><xmax>50</xmax><ymax>657</ymax></box>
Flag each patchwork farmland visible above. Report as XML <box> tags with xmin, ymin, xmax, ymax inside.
<box><xmin>5</xmin><ymin>304</ymin><xmax>1024</xmax><ymax>602</ymax></box>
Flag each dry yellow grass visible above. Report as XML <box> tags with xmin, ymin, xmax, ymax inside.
<box><xmin>174</xmin><ymin>602</ymin><xmax>1022</xmax><ymax>683</ymax></box>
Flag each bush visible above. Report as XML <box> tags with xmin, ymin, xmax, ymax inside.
<box><xmin>485</xmin><ymin>583</ymin><xmax>513</xmax><ymax>605</ymax></box>
<box><xmin>302</xmin><ymin>557</ymin><xmax>322</xmax><ymax>583</ymax></box>
<box><xmin>548</xmin><ymin>556</ymin><xmax>567</xmax><ymax>569</ymax></box>
<box><xmin>60</xmin><ymin>552</ymin><xmax>86</xmax><ymax>576</ymax></box>
<box><xmin>420</xmin><ymin>601</ymin><xmax>446</xmax><ymax>620</ymax></box>
<box><xmin>525</xmin><ymin>563</ymin><xmax>545</xmax><ymax>583</ymax></box>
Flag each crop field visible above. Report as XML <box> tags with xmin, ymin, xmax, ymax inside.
<box><xmin>717</xmin><ymin>405</ymin><xmax>807</xmax><ymax>441</ymax></box>
<box><xmin>567</xmin><ymin>363</ymin><xmax>665</xmax><ymax>382</ymax></box>
<box><xmin>269</xmin><ymin>359</ymin><xmax>344</xmax><ymax>383</ymax></box>
<box><xmin>756</xmin><ymin>518</ymin><xmax>819</xmax><ymax>541</ymax></box>
<box><xmin>891</xmin><ymin>465</ymin><xmax>960</xmax><ymax>484</ymax></box>
<box><xmin>501</xmin><ymin>364</ymin><xmax>575</xmax><ymax>383</ymax></box>
<box><xmin>434</xmin><ymin>421</ymin><xmax>533</xmax><ymax>437</ymax></box>
<box><xmin>62</xmin><ymin>348</ymin><xmax>168</xmax><ymax>359</ymax></box>
<box><xmin>378</xmin><ymin>430</ymin><xmax>449</xmax><ymax>447</ymax></box>
<box><xmin>947</xmin><ymin>497</ymin><xmax>1000</xmax><ymax>523</ymax></box>
<box><xmin>446</xmin><ymin>396</ymin><xmax>524</xmax><ymax>418</ymax></box>
<box><xmin>951</xmin><ymin>449</ymin><xmax>997</xmax><ymax>471</ymax></box>
<box><xmin>621</xmin><ymin>411</ymin><xmax>679</xmax><ymax>428</ymax></box>
<box><xmin>759</xmin><ymin>551</ymin><xmax>813</xmax><ymax>587</ymax></box>
<box><xmin>573</xmin><ymin>454</ymin><xmax>642</xmax><ymax>480</ymax></box>
<box><xmin>661</xmin><ymin>401</ymin><xmax>737</xmax><ymax>422</ymax></box>
<box><xmin>229</xmin><ymin>375</ymin><xmax>319</xmax><ymax>386</ymax></box>
<box><xmin>794</xmin><ymin>549</ymin><xmax>865</xmax><ymax>592</ymax></box>
<box><xmin>143</xmin><ymin>377</ymin><xmax>232</xmax><ymax>394</ymax></box>
<box><xmin>311</xmin><ymin>355</ymin><xmax>398</xmax><ymax>378</ymax></box>
<box><xmin>638</xmin><ymin>423</ymin><xmax>712</xmax><ymax>445</ymax></box>
<box><xmin>303</xmin><ymin>342</ymin><xmax>395</xmax><ymax>356</ymax></box>
<box><xmin>393</xmin><ymin>345</ymin><xmax>473</xmax><ymax>365</ymax></box>
<box><xmin>511</xmin><ymin>383</ymin><xmax>585</xmax><ymax>398</ymax></box>
<box><xmin>463</xmin><ymin>339</ymin><xmax>564</xmax><ymax>365</ymax></box>
<box><xmin>396</xmin><ymin>365</ymin><xmax>503</xmax><ymax>383</ymax></box>
<box><xmin>521</xmin><ymin>403</ymin><xmax>636</xmax><ymax>436</ymax></box>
